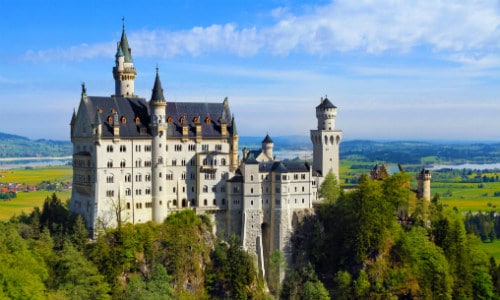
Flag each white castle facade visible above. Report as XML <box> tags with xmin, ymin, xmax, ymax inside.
<box><xmin>70</xmin><ymin>25</ymin><xmax>342</xmax><ymax>275</ymax></box>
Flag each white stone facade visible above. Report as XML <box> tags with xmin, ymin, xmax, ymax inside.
<box><xmin>70</xmin><ymin>25</ymin><xmax>342</xmax><ymax>280</ymax></box>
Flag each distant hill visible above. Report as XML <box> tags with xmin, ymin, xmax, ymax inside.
<box><xmin>0</xmin><ymin>132</ymin><xmax>72</xmax><ymax>158</ymax></box>
<box><xmin>2</xmin><ymin>131</ymin><xmax>499</xmax><ymax>165</ymax></box>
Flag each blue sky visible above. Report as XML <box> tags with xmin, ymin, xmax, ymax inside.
<box><xmin>1</xmin><ymin>1</ymin><xmax>500</xmax><ymax>141</ymax></box>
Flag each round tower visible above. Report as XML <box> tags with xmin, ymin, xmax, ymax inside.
<box><xmin>113</xmin><ymin>23</ymin><xmax>136</xmax><ymax>97</ymax></box>
<box><xmin>416</xmin><ymin>168</ymin><xmax>432</xmax><ymax>201</ymax></box>
<box><xmin>310</xmin><ymin>96</ymin><xmax>342</xmax><ymax>183</ymax></box>
<box><xmin>316</xmin><ymin>96</ymin><xmax>337</xmax><ymax>131</ymax></box>
<box><xmin>262</xmin><ymin>134</ymin><xmax>274</xmax><ymax>160</ymax></box>
<box><xmin>149</xmin><ymin>68</ymin><xmax>168</xmax><ymax>223</ymax></box>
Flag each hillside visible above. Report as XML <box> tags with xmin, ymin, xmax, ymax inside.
<box><xmin>0</xmin><ymin>132</ymin><xmax>72</xmax><ymax>158</ymax></box>
<box><xmin>2</xmin><ymin>131</ymin><xmax>500</xmax><ymax>165</ymax></box>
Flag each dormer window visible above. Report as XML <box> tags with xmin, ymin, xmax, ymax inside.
<box><xmin>193</xmin><ymin>116</ymin><xmax>199</xmax><ymax>123</ymax></box>
<box><xmin>205</xmin><ymin>117</ymin><xmax>211</xmax><ymax>124</ymax></box>
<box><xmin>179</xmin><ymin>116</ymin><xmax>185</xmax><ymax>124</ymax></box>
<box><xmin>107</xmin><ymin>116</ymin><xmax>113</xmax><ymax>124</ymax></box>
<box><xmin>111</xmin><ymin>108</ymin><xmax>116</xmax><ymax>114</ymax></box>
<box><xmin>121</xmin><ymin>116</ymin><xmax>126</xmax><ymax>124</ymax></box>
<box><xmin>135</xmin><ymin>116</ymin><xmax>140</xmax><ymax>124</ymax></box>
<box><xmin>167</xmin><ymin>116</ymin><xmax>173</xmax><ymax>123</ymax></box>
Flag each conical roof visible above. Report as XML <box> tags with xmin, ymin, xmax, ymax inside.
<box><xmin>118</xmin><ymin>25</ymin><xmax>133</xmax><ymax>63</ymax></box>
<box><xmin>316</xmin><ymin>97</ymin><xmax>337</xmax><ymax>109</ymax></box>
<box><xmin>262</xmin><ymin>134</ymin><xmax>273</xmax><ymax>144</ymax></box>
<box><xmin>150</xmin><ymin>68</ymin><xmax>165</xmax><ymax>102</ymax></box>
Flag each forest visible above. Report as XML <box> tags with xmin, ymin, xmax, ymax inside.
<box><xmin>2</xmin><ymin>172</ymin><xmax>500</xmax><ymax>299</ymax></box>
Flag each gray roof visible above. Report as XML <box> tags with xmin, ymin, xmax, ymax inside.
<box><xmin>82</xmin><ymin>96</ymin><xmax>234</xmax><ymax>139</ymax></box>
<box><xmin>150</xmin><ymin>70</ymin><xmax>165</xmax><ymax>102</ymax></box>
<box><xmin>262</xmin><ymin>134</ymin><xmax>273</xmax><ymax>144</ymax></box>
<box><xmin>258</xmin><ymin>161</ymin><xmax>311</xmax><ymax>173</ymax></box>
<box><xmin>316</xmin><ymin>97</ymin><xmax>337</xmax><ymax>110</ymax></box>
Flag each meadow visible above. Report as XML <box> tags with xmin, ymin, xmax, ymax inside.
<box><xmin>0</xmin><ymin>166</ymin><xmax>72</xmax><ymax>220</ymax></box>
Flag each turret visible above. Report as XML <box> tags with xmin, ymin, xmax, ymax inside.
<box><xmin>149</xmin><ymin>68</ymin><xmax>168</xmax><ymax>223</ymax></box>
<box><xmin>316</xmin><ymin>96</ymin><xmax>337</xmax><ymax>131</ymax></box>
<box><xmin>310</xmin><ymin>96</ymin><xmax>342</xmax><ymax>184</ymax></box>
<box><xmin>113</xmin><ymin>22</ymin><xmax>136</xmax><ymax>97</ymax></box>
<box><xmin>262</xmin><ymin>134</ymin><xmax>274</xmax><ymax>160</ymax></box>
<box><xmin>416</xmin><ymin>168</ymin><xmax>432</xmax><ymax>201</ymax></box>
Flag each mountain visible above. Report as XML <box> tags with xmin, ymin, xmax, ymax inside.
<box><xmin>0</xmin><ymin>132</ymin><xmax>72</xmax><ymax>158</ymax></box>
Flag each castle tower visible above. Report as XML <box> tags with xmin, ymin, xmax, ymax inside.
<box><xmin>262</xmin><ymin>134</ymin><xmax>274</xmax><ymax>160</ymax></box>
<box><xmin>416</xmin><ymin>168</ymin><xmax>432</xmax><ymax>201</ymax></box>
<box><xmin>310</xmin><ymin>97</ymin><xmax>343</xmax><ymax>182</ymax></box>
<box><xmin>149</xmin><ymin>68</ymin><xmax>168</xmax><ymax>223</ymax></box>
<box><xmin>113</xmin><ymin>23</ymin><xmax>137</xmax><ymax>97</ymax></box>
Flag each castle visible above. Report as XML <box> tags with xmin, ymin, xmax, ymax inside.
<box><xmin>69</xmin><ymin>25</ymin><xmax>342</xmax><ymax>277</ymax></box>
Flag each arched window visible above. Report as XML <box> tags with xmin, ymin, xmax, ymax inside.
<box><xmin>107</xmin><ymin>145</ymin><xmax>113</xmax><ymax>152</ymax></box>
<box><xmin>221</xmin><ymin>158</ymin><xmax>227</xmax><ymax>166</ymax></box>
<box><xmin>120</xmin><ymin>160</ymin><xmax>126</xmax><ymax>168</ymax></box>
<box><xmin>203</xmin><ymin>185</ymin><xmax>208</xmax><ymax>193</ymax></box>
<box><xmin>107</xmin><ymin>160</ymin><xmax>113</xmax><ymax>168</ymax></box>
<box><xmin>205</xmin><ymin>117</ymin><xmax>211</xmax><ymax>124</ymax></box>
<box><xmin>125</xmin><ymin>174</ymin><xmax>131</xmax><ymax>182</ymax></box>
<box><xmin>121</xmin><ymin>116</ymin><xmax>126</xmax><ymax>124</ymax></box>
<box><xmin>106</xmin><ymin>174</ymin><xmax>114</xmax><ymax>183</ymax></box>
<box><xmin>167</xmin><ymin>116</ymin><xmax>173</xmax><ymax>123</ymax></box>
<box><xmin>193</xmin><ymin>116</ymin><xmax>199</xmax><ymax>123</ymax></box>
<box><xmin>135</xmin><ymin>116</ymin><xmax>140</xmax><ymax>124</ymax></box>
<box><xmin>125</xmin><ymin>188</ymin><xmax>131</xmax><ymax>196</ymax></box>
<box><xmin>203</xmin><ymin>199</ymin><xmax>208</xmax><ymax>206</ymax></box>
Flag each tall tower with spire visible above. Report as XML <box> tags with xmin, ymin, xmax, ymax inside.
<box><xmin>310</xmin><ymin>96</ymin><xmax>342</xmax><ymax>184</ymax></box>
<box><xmin>113</xmin><ymin>22</ymin><xmax>137</xmax><ymax>97</ymax></box>
<box><xmin>149</xmin><ymin>68</ymin><xmax>168</xmax><ymax>223</ymax></box>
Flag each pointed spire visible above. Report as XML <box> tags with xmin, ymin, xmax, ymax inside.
<box><xmin>262</xmin><ymin>134</ymin><xmax>273</xmax><ymax>144</ymax></box>
<box><xmin>70</xmin><ymin>109</ymin><xmax>76</xmax><ymax>126</ymax></box>
<box><xmin>231</xmin><ymin>115</ymin><xmax>238</xmax><ymax>136</ymax></box>
<box><xmin>118</xmin><ymin>19</ymin><xmax>133</xmax><ymax>63</ymax></box>
<box><xmin>93</xmin><ymin>110</ymin><xmax>102</xmax><ymax>125</ymax></box>
<box><xmin>150</xmin><ymin>66</ymin><xmax>166</xmax><ymax>102</ymax></box>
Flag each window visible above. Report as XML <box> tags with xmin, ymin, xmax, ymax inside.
<box><xmin>106</xmin><ymin>190</ymin><xmax>114</xmax><ymax>197</ymax></box>
<box><xmin>120</xmin><ymin>145</ymin><xmax>126</xmax><ymax>152</ymax></box>
<box><xmin>213</xmin><ymin>199</ymin><xmax>216</xmax><ymax>205</ymax></box>
<box><xmin>203</xmin><ymin>186</ymin><xmax>208</xmax><ymax>193</ymax></box>
<box><xmin>125</xmin><ymin>174</ymin><xmax>131</xmax><ymax>182</ymax></box>
<box><xmin>175</xmin><ymin>144</ymin><xmax>182</xmax><ymax>151</ymax></box>
<box><xmin>106</xmin><ymin>175</ymin><xmax>114</xmax><ymax>183</ymax></box>
<box><xmin>301</xmin><ymin>174</ymin><xmax>306</xmax><ymax>180</ymax></box>
<box><xmin>172</xmin><ymin>159</ymin><xmax>177</xmax><ymax>166</ymax></box>
<box><xmin>203</xmin><ymin>158</ymin><xmax>208</xmax><ymax>166</ymax></box>
<box><xmin>181</xmin><ymin>173</ymin><xmax>186</xmax><ymax>180</ymax></box>
<box><xmin>276</xmin><ymin>187</ymin><xmax>280</xmax><ymax>193</ymax></box>
<box><xmin>135</xmin><ymin>160</ymin><xmax>141</xmax><ymax>167</ymax></box>
<box><xmin>215</xmin><ymin>144</ymin><xmax>222</xmax><ymax>151</ymax></box>
<box><xmin>107</xmin><ymin>160</ymin><xmax>113</xmax><ymax>168</ymax></box>
<box><xmin>294</xmin><ymin>174</ymin><xmax>298</xmax><ymax>180</ymax></box>
<box><xmin>188</xmin><ymin>144</ymin><xmax>196</xmax><ymax>151</ymax></box>
<box><xmin>135</xmin><ymin>189</ymin><xmax>142</xmax><ymax>195</ymax></box>
<box><xmin>212</xmin><ymin>186</ymin><xmax>216</xmax><ymax>192</ymax></box>
<box><xmin>222</xmin><ymin>198</ymin><xmax>226</xmax><ymax>205</ymax></box>
<box><xmin>120</xmin><ymin>160</ymin><xmax>126</xmax><ymax>168</ymax></box>
<box><xmin>144</xmin><ymin>161</ymin><xmax>152</xmax><ymax>167</ymax></box>
<box><xmin>107</xmin><ymin>145</ymin><xmax>113</xmax><ymax>152</ymax></box>
<box><xmin>221</xmin><ymin>158</ymin><xmax>227</xmax><ymax>166</ymax></box>
<box><xmin>203</xmin><ymin>199</ymin><xmax>207</xmax><ymax>206</ymax></box>
<box><xmin>145</xmin><ymin>173</ymin><xmax>151</xmax><ymax>182</ymax></box>
<box><xmin>145</xmin><ymin>188</ymin><xmax>151</xmax><ymax>195</ymax></box>
<box><xmin>181</xmin><ymin>159</ymin><xmax>186</xmax><ymax>166</ymax></box>
<box><xmin>126</xmin><ymin>202</ymin><xmax>130</xmax><ymax>209</ymax></box>
<box><xmin>145</xmin><ymin>145</ymin><xmax>152</xmax><ymax>152</ymax></box>
<box><xmin>125</xmin><ymin>188</ymin><xmax>131</xmax><ymax>196</ymax></box>
<box><xmin>202</xmin><ymin>144</ymin><xmax>209</xmax><ymax>151</ymax></box>
<box><xmin>145</xmin><ymin>202</ymin><xmax>152</xmax><ymax>208</ymax></box>
<box><xmin>190</xmin><ymin>173</ymin><xmax>196</xmax><ymax>180</ymax></box>
<box><xmin>135</xmin><ymin>145</ymin><xmax>141</xmax><ymax>152</ymax></box>
<box><xmin>166</xmin><ymin>172</ymin><xmax>173</xmax><ymax>180</ymax></box>
<box><xmin>136</xmin><ymin>174</ymin><xmax>142</xmax><ymax>182</ymax></box>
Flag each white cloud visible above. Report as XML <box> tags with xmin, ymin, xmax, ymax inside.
<box><xmin>23</xmin><ymin>1</ymin><xmax>500</xmax><ymax>64</ymax></box>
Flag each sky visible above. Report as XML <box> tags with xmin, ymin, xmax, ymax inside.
<box><xmin>1</xmin><ymin>1</ymin><xmax>500</xmax><ymax>141</ymax></box>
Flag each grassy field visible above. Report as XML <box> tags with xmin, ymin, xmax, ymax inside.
<box><xmin>0</xmin><ymin>190</ymin><xmax>71</xmax><ymax>220</ymax></box>
<box><xmin>0</xmin><ymin>166</ymin><xmax>72</xmax><ymax>185</ymax></box>
<box><xmin>0</xmin><ymin>166</ymin><xmax>72</xmax><ymax>220</ymax></box>
<box><xmin>477</xmin><ymin>239</ymin><xmax>500</xmax><ymax>264</ymax></box>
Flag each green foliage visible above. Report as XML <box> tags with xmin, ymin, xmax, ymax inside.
<box><xmin>268</xmin><ymin>249</ymin><xmax>286</xmax><ymax>296</ymax></box>
<box><xmin>318</xmin><ymin>171</ymin><xmax>341</xmax><ymax>203</ymax></box>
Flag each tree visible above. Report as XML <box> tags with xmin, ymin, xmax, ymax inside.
<box><xmin>268</xmin><ymin>249</ymin><xmax>286</xmax><ymax>296</ymax></box>
<box><xmin>318</xmin><ymin>171</ymin><xmax>341</xmax><ymax>203</ymax></box>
